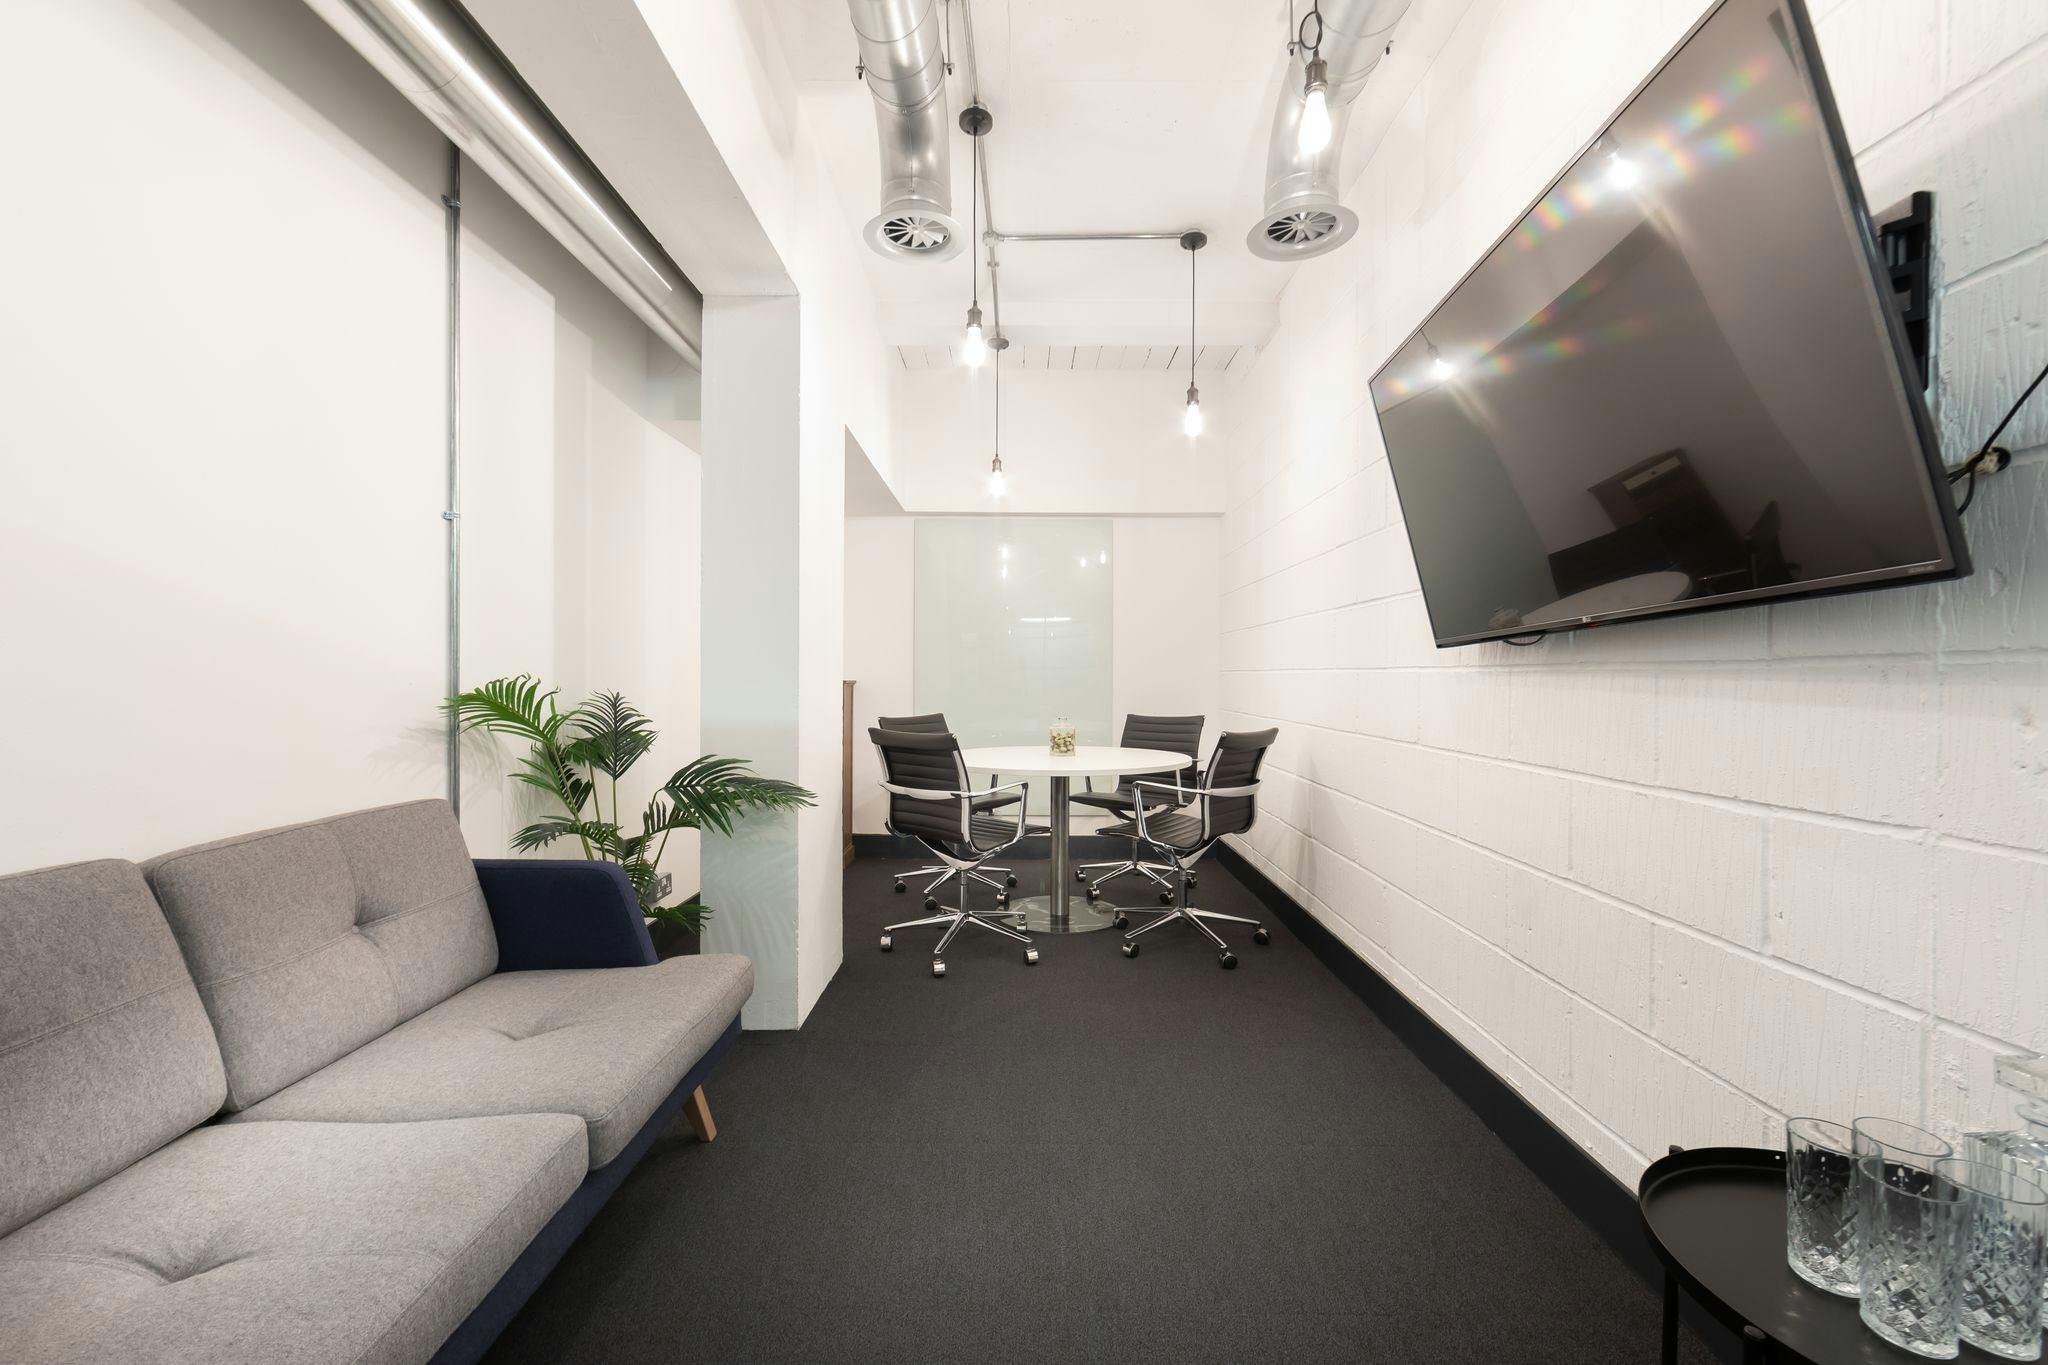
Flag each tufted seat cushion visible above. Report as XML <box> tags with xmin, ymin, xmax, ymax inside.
<box><xmin>0</xmin><ymin>1113</ymin><xmax>586</xmax><ymax>1365</ymax></box>
<box><xmin>144</xmin><ymin>800</ymin><xmax>497</xmax><ymax>1110</ymax></box>
<box><xmin>230</xmin><ymin>955</ymin><xmax>754</xmax><ymax>1167</ymax></box>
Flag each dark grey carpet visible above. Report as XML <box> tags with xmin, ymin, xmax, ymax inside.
<box><xmin>482</xmin><ymin>856</ymin><xmax>1714</xmax><ymax>1364</ymax></box>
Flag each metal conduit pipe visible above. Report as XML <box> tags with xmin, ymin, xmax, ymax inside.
<box><xmin>1247</xmin><ymin>0</ymin><xmax>1412</xmax><ymax>261</ymax></box>
<box><xmin>849</xmin><ymin>0</ymin><xmax>964</xmax><ymax>262</ymax></box>
<box><xmin>300</xmin><ymin>0</ymin><xmax>703</xmax><ymax>364</ymax></box>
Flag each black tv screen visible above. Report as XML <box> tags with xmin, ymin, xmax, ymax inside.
<box><xmin>1370</xmin><ymin>0</ymin><xmax>1967</xmax><ymax>647</ymax></box>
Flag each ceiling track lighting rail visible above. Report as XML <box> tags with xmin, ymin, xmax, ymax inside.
<box><xmin>989</xmin><ymin>231</ymin><xmax>1198</xmax><ymax>243</ymax></box>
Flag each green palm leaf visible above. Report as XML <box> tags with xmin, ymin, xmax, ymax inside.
<box><xmin>510</xmin><ymin>818</ymin><xmax>621</xmax><ymax>856</ymax></box>
<box><xmin>659</xmin><ymin>755</ymin><xmax>814</xmax><ymax>836</ymax></box>
<box><xmin>443</xmin><ymin>676</ymin><xmax>565</xmax><ymax>746</ymax></box>
<box><xmin>567</xmin><ymin>691</ymin><xmax>658</xmax><ymax>779</ymax></box>
<box><xmin>511</xmin><ymin>743</ymin><xmax>591</xmax><ymax>815</ymax></box>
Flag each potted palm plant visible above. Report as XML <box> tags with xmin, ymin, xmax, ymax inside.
<box><xmin>445</xmin><ymin>676</ymin><xmax>814</xmax><ymax>955</ymax></box>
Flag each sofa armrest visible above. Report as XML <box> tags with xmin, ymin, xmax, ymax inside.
<box><xmin>475</xmin><ymin>859</ymin><xmax>658</xmax><ymax>970</ymax></box>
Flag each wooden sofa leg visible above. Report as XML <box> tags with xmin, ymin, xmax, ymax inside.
<box><xmin>683</xmin><ymin>1086</ymin><xmax>717</xmax><ymax>1143</ymax></box>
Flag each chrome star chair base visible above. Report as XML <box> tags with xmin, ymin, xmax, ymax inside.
<box><xmin>870</xmin><ymin>727</ymin><xmax>1042</xmax><ymax>978</ymax></box>
<box><xmin>1074</xmin><ymin>849</ymin><xmax>1183</xmax><ymax>899</ymax></box>
<box><xmin>892</xmin><ymin>861</ymin><xmax>1017</xmax><ymax>908</ymax></box>
<box><xmin>1111</xmin><ymin>728</ymin><xmax>1279</xmax><ymax>970</ymax></box>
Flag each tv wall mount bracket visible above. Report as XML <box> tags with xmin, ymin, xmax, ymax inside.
<box><xmin>1878</xmin><ymin>190</ymin><xmax>1932</xmax><ymax>389</ymax></box>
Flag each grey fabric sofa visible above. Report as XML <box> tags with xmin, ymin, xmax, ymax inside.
<box><xmin>0</xmin><ymin>799</ymin><xmax>751</xmax><ymax>1365</ymax></box>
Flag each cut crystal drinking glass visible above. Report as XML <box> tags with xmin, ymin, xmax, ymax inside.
<box><xmin>1937</xmin><ymin>1158</ymin><xmax>2048</xmax><ymax>1361</ymax></box>
<box><xmin>1787</xmin><ymin>1117</ymin><xmax>1861</xmax><ymax>1296</ymax></box>
<box><xmin>1967</xmin><ymin>1100</ymin><xmax>2048</xmax><ymax>1338</ymax></box>
<box><xmin>1855</xmin><ymin>1120</ymin><xmax>1963</xmax><ymax>1359</ymax></box>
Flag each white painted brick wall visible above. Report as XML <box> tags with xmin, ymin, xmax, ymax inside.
<box><xmin>1221</xmin><ymin>0</ymin><xmax>2048</xmax><ymax>1185</ymax></box>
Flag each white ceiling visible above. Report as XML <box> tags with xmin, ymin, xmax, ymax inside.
<box><xmin>764</xmin><ymin>0</ymin><xmax>1468</xmax><ymax>355</ymax></box>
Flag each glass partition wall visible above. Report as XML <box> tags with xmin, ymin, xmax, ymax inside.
<box><xmin>912</xmin><ymin>518</ymin><xmax>1113</xmax><ymax>816</ymax></box>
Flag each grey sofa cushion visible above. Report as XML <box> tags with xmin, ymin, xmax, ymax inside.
<box><xmin>145</xmin><ymin>800</ymin><xmax>498</xmax><ymax>1110</ymax></box>
<box><xmin>0</xmin><ymin>1113</ymin><xmax>585</xmax><ymax>1365</ymax></box>
<box><xmin>0</xmin><ymin>860</ymin><xmax>227</xmax><ymax>1238</ymax></box>
<box><xmin>234</xmin><ymin>954</ymin><xmax>753</xmax><ymax>1166</ymax></box>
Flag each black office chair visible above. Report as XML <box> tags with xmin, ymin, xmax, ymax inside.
<box><xmin>1111</xmin><ymin>728</ymin><xmax>1279</xmax><ymax>969</ymax></box>
<box><xmin>870</xmin><ymin>727</ymin><xmax>1040</xmax><ymax>978</ymax></box>
<box><xmin>1070</xmin><ymin>713</ymin><xmax>1204</xmax><ymax>903</ymax></box>
<box><xmin>879</xmin><ymin>712</ymin><xmax>1020</xmax><ymax>907</ymax></box>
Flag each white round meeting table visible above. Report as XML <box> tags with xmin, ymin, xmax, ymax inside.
<box><xmin>959</xmin><ymin>745</ymin><xmax>1190</xmax><ymax>934</ymax></box>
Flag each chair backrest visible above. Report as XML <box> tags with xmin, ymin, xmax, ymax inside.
<box><xmin>1201</xmin><ymin>728</ymin><xmax>1278</xmax><ymax>838</ymax></box>
<box><xmin>877</xmin><ymin>712</ymin><xmax>949</xmax><ymax>735</ymax></box>
<box><xmin>869</xmin><ymin>727</ymin><xmax>970</xmax><ymax>844</ymax></box>
<box><xmin>1119</xmin><ymin>713</ymin><xmax>1204</xmax><ymax>790</ymax></box>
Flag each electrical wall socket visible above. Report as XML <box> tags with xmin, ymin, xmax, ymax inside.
<box><xmin>654</xmin><ymin>872</ymin><xmax>674</xmax><ymax>902</ymax></box>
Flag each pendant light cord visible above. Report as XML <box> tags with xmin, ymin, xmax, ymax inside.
<box><xmin>1298</xmin><ymin>2</ymin><xmax>1323</xmax><ymax>57</ymax></box>
<box><xmin>1189</xmin><ymin>244</ymin><xmax>1197</xmax><ymax>376</ymax></box>
<box><xmin>970</xmin><ymin>136</ymin><xmax>979</xmax><ymax>310</ymax></box>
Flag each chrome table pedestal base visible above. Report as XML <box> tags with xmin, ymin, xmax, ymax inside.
<box><xmin>1008</xmin><ymin>894</ymin><xmax>1120</xmax><ymax>935</ymax></box>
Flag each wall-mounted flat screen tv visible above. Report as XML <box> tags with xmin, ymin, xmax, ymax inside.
<box><xmin>1370</xmin><ymin>0</ymin><xmax>1968</xmax><ymax>648</ymax></box>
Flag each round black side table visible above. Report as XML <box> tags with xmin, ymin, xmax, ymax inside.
<box><xmin>1638</xmin><ymin>1145</ymin><xmax>1912</xmax><ymax>1365</ymax></box>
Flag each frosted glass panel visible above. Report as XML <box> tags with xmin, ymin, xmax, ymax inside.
<box><xmin>913</xmin><ymin>518</ymin><xmax>1112</xmax><ymax>811</ymax></box>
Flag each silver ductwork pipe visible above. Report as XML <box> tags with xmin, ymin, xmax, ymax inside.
<box><xmin>1247</xmin><ymin>0</ymin><xmax>1412</xmax><ymax>261</ymax></box>
<box><xmin>301</xmin><ymin>0</ymin><xmax>704</xmax><ymax>364</ymax></box>
<box><xmin>848</xmin><ymin>0</ymin><xmax>964</xmax><ymax>263</ymax></box>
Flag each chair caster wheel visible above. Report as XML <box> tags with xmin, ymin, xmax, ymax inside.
<box><xmin>879</xmin><ymin>934</ymin><xmax>893</xmax><ymax>952</ymax></box>
<box><xmin>1084</xmin><ymin>888</ymin><xmax>1098</xmax><ymax>903</ymax></box>
<box><xmin>1158</xmin><ymin>891</ymin><xmax>1174</xmax><ymax>905</ymax></box>
<box><xmin>1253</xmin><ymin>928</ymin><xmax>1271</xmax><ymax>946</ymax></box>
<box><xmin>1006</xmin><ymin>874</ymin><xmax>1018</xmax><ymax>888</ymax></box>
<box><xmin>1121</xmin><ymin>942</ymin><xmax>1139</xmax><ymax>958</ymax></box>
<box><xmin>893</xmin><ymin>881</ymin><xmax>906</xmax><ymax>893</ymax></box>
<box><xmin>1024</xmin><ymin>947</ymin><xmax>1040</xmax><ymax>965</ymax></box>
<box><xmin>1073</xmin><ymin>869</ymin><xmax>1086</xmax><ymax>883</ymax></box>
<box><xmin>1187</xmin><ymin>872</ymin><xmax>1198</xmax><ymax>888</ymax></box>
<box><xmin>924</xmin><ymin>897</ymin><xmax>939</xmax><ymax>912</ymax></box>
<box><xmin>932</xmin><ymin>960</ymin><xmax>946</xmax><ymax>978</ymax></box>
<box><xmin>1218</xmin><ymin>951</ymin><xmax>1238</xmax><ymax>970</ymax></box>
<box><xmin>1112</xmin><ymin>913</ymin><xmax>1128</xmax><ymax>929</ymax></box>
<box><xmin>995</xmin><ymin>890</ymin><xmax>1009</xmax><ymax>905</ymax></box>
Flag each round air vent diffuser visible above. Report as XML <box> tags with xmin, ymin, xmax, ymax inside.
<box><xmin>863</xmin><ymin>205</ymin><xmax>965</xmax><ymax>263</ymax></box>
<box><xmin>1246</xmin><ymin>204</ymin><xmax>1359</xmax><ymax>261</ymax></box>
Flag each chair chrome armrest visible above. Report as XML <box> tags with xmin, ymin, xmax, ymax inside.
<box><xmin>880</xmin><ymin>779</ymin><xmax>1029</xmax><ymax>801</ymax></box>
<box><xmin>879</xmin><ymin>779</ymin><xmax>1033</xmax><ymax>848</ymax></box>
<box><xmin>1130</xmin><ymin>778</ymin><xmax>1260</xmax><ymax>845</ymax></box>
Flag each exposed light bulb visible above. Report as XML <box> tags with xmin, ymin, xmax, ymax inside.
<box><xmin>1182</xmin><ymin>383</ymin><xmax>1205</xmax><ymax>437</ymax></box>
<box><xmin>1605</xmin><ymin>150</ymin><xmax>1641</xmax><ymax>191</ymax></box>
<box><xmin>1429</xmin><ymin>354</ymin><xmax>1456</xmax><ymax>382</ymax></box>
<box><xmin>987</xmin><ymin>454</ymin><xmax>1006</xmax><ymax>497</ymax></box>
<box><xmin>1298</xmin><ymin>59</ymin><xmax>1333</xmax><ymax>157</ymax></box>
<box><xmin>961</xmin><ymin>304</ymin><xmax>988</xmax><ymax>367</ymax></box>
